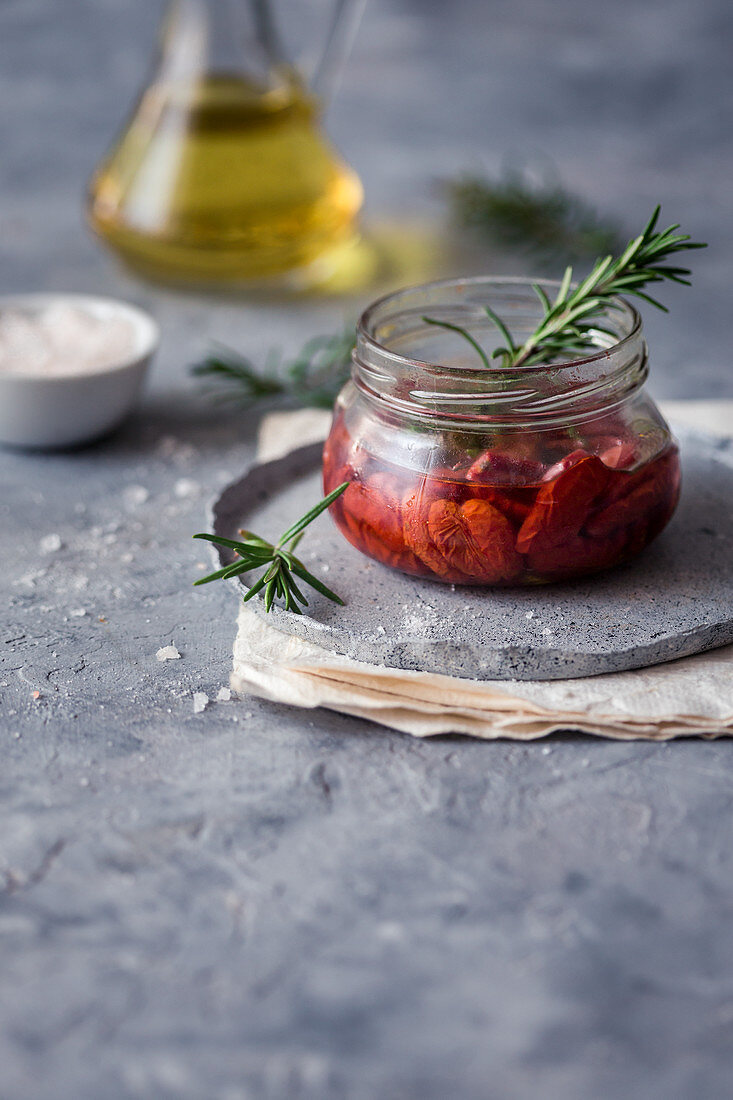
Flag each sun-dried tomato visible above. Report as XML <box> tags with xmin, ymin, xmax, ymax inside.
<box><xmin>526</xmin><ymin>526</ymin><xmax>630</xmax><ymax>579</ymax></box>
<box><xmin>468</xmin><ymin>483</ymin><xmax>533</xmax><ymax>528</ymax></box>
<box><xmin>459</xmin><ymin>499</ymin><xmax>523</xmax><ymax>581</ymax></box>
<box><xmin>340</xmin><ymin>474</ymin><xmax>400</xmax><ymax>551</ymax></box>
<box><xmin>585</xmin><ymin>449</ymin><xmax>680</xmax><ymax>540</ymax></box>
<box><xmin>466</xmin><ymin>449</ymin><xmax>545</xmax><ymax>486</ymax></box>
<box><xmin>402</xmin><ymin>486</ymin><xmax>452</xmax><ymax>577</ymax></box>
<box><xmin>540</xmin><ymin>448</ymin><xmax>587</xmax><ymax>482</ymax></box>
<box><xmin>599</xmin><ymin>440</ymin><xmax>638</xmax><ymax>470</ymax></box>
<box><xmin>584</xmin><ymin>475</ymin><xmax>657</xmax><ymax>539</ymax></box>
<box><xmin>403</xmin><ymin>496</ymin><xmax>520</xmax><ymax>583</ymax></box>
<box><xmin>517</xmin><ymin>452</ymin><xmax>611</xmax><ymax>556</ymax></box>
<box><xmin>339</xmin><ymin>472</ymin><xmax>421</xmax><ymax>573</ymax></box>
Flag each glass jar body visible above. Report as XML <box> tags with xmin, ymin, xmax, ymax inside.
<box><xmin>322</xmin><ymin>278</ymin><xmax>680</xmax><ymax>587</ymax></box>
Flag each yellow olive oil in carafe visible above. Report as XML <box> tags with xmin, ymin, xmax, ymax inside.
<box><xmin>87</xmin><ymin>73</ymin><xmax>363</xmax><ymax>285</ymax></box>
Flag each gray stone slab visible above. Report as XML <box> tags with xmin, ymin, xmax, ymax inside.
<box><xmin>211</xmin><ymin>426</ymin><xmax>733</xmax><ymax>681</ymax></box>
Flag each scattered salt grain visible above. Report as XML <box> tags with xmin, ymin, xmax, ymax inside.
<box><xmin>525</xmin><ymin>610</ymin><xmax>535</xmax><ymax>620</ymax></box>
<box><xmin>40</xmin><ymin>533</ymin><xmax>62</xmax><ymax>553</ymax></box>
<box><xmin>193</xmin><ymin>692</ymin><xmax>209</xmax><ymax>714</ymax></box>
<box><xmin>15</xmin><ymin>567</ymin><xmax>47</xmax><ymax>588</ymax></box>
<box><xmin>69</xmin><ymin>607</ymin><xmax>87</xmax><ymax>618</ymax></box>
<box><xmin>156</xmin><ymin>645</ymin><xmax>181</xmax><ymax>662</ymax></box>
<box><xmin>123</xmin><ymin>485</ymin><xmax>149</xmax><ymax>508</ymax></box>
<box><xmin>174</xmin><ymin>477</ymin><xmax>200</xmax><ymax>499</ymax></box>
<box><xmin>157</xmin><ymin>435</ymin><xmax>197</xmax><ymax>463</ymax></box>
<box><xmin>216</xmin><ymin>686</ymin><xmax>232</xmax><ymax>703</ymax></box>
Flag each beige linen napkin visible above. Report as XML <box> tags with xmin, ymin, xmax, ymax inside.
<box><xmin>229</xmin><ymin>402</ymin><xmax>733</xmax><ymax>740</ymax></box>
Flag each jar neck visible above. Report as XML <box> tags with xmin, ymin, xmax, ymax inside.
<box><xmin>353</xmin><ymin>277</ymin><xmax>648</xmax><ymax>430</ymax></box>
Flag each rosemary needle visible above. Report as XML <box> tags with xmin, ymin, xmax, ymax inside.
<box><xmin>193</xmin><ymin>482</ymin><xmax>349</xmax><ymax>614</ymax></box>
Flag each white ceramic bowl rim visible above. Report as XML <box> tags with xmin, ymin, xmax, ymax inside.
<box><xmin>0</xmin><ymin>292</ymin><xmax>160</xmax><ymax>381</ymax></box>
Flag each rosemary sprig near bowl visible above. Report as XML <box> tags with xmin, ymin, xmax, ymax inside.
<box><xmin>192</xmin><ymin>328</ymin><xmax>355</xmax><ymax>411</ymax></box>
<box><xmin>447</xmin><ymin>167</ymin><xmax>624</xmax><ymax>266</ymax></box>
<box><xmin>193</xmin><ymin>482</ymin><xmax>348</xmax><ymax>614</ymax></box>
<box><xmin>423</xmin><ymin>206</ymin><xmax>707</xmax><ymax>369</ymax></box>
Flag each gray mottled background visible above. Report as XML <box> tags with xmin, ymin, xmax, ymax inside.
<box><xmin>1</xmin><ymin>1</ymin><xmax>733</xmax><ymax>1098</ymax></box>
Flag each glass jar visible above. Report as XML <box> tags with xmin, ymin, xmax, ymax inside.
<box><xmin>322</xmin><ymin>276</ymin><xmax>680</xmax><ymax>586</ymax></box>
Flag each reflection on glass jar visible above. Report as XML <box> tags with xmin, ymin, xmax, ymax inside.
<box><xmin>323</xmin><ymin>277</ymin><xmax>680</xmax><ymax>586</ymax></box>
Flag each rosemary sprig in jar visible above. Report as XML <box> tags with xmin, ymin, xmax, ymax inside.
<box><xmin>193</xmin><ymin>482</ymin><xmax>349</xmax><ymax>614</ymax></box>
<box><xmin>423</xmin><ymin>206</ymin><xmax>707</xmax><ymax>368</ymax></box>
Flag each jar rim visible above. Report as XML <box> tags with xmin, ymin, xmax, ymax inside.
<box><xmin>356</xmin><ymin>274</ymin><xmax>642</xmax><ymax>375</ymax></box>
<box><xmin>352</xmin><ymin>276</ymin><xmax>648</xmax><ymax>427</ymax></box>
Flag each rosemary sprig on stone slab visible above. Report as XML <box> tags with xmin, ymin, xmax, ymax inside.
<box><xmin>193</xmin><ymin>482</ymin><xmax>349</xmax><ymax>614</ymax></box>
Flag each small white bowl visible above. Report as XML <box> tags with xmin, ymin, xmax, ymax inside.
<box><xmin>0</xmin><ymin>293</ymin><xmax>159</xmax><ymax>450</ymax></box>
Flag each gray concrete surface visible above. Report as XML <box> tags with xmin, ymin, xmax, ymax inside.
<box><xmin>1</xmin><ymin>1</ymin><xmax>733</xmax><ymax>1097</ymax></box>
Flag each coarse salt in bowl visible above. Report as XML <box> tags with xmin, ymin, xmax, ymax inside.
<box><xmin>0</xmin><ymin>293</ymin><xmax>159</xmax><ymax>449</ymax></box>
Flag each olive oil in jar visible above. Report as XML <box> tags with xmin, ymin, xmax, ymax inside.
<box><xmin>87</xmin><ymin>73</ymin><xmax>363</xmax><ymax>286</ymax></box>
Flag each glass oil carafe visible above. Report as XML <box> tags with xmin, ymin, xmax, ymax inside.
<box><xmin>87</xmin><ymin>0</ymin><xmax>365</xmax><ymax>287</ymax></box>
